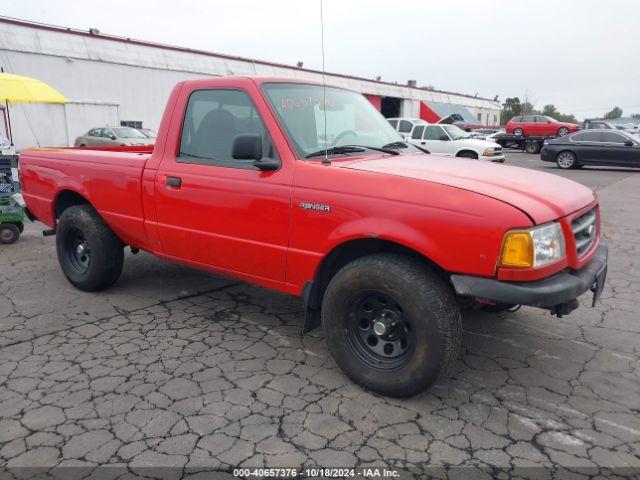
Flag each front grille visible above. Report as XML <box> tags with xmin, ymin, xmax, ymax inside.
<box><xmin>572</xmin><ymin>208</ymin><xmax>597</xmax><ymax>256</ymax></box>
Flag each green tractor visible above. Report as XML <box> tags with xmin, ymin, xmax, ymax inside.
<box><xmin>0</xmin><ymin>154</ymin><xmax>24</xmax><ymax>244</ymax></box>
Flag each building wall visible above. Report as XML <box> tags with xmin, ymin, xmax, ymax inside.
<box><xmin>0</xmin><ymin>19</ymin><xmax>502</xmax><ymax>149</ymax></box>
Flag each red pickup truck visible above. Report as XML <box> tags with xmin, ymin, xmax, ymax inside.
<box><xmin>19</xmin><ymin>77</ymin><xmax>608</xmax><ymax>397</ymax></box>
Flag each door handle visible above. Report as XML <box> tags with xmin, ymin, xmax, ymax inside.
<box><xmin>421</xmin><ymin>141</ymin><xmax>426</xmax><ymax>145</ymax></box>
<box><xmin>166</xmin><ymin>176</ymin><xmax>181</xmax><ymax>188</ymax></box>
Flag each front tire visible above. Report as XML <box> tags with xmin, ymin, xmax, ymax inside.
<box><xmin>556</xmin><ymin>151</ymin><xmax>577</xmax><ymax>169</ymax></box>
<box><xmin>321</xmin><ymin>254</ymin><xmax>462</xmax><ymax>397</ymax></box>
<box><xmin>56</xmin><ymin>205</ymin><xmax>124</xmax><ymax>291</ymax></box>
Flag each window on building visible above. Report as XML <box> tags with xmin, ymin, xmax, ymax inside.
<box><xmin>120</xmin><ymin>120</ymin><xmax>143</xmax><ymax>129</ymax></box>
<box><xmin>477</xmin><ymin>113</ymin><xmax>482</xmax><ymax>122</ymax></box>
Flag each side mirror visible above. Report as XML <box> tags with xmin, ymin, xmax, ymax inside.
<box><xmin>110</xmin><ymin>135</ymin><xmax>117</xmax><ymax>140</ymax></box>
<box><xmin>232</xmin><ymin>134</ymin><xmax>280</xmax><ymax>171</ymax></box>
<box><xmin>232</xmin><ymin>133</ymin><xmax>262</xmax><ymax>160</ymax></box>
<box><xmin>624</xmin><ymin>140</ymin><xmax>634</xmax><ymax>147</ymax></box>
<box><xmin>439</xmin><ymin>135</ymin><xmax>450</xmax><ymax>141</ymax></box>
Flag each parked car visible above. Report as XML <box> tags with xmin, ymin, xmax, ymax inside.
<box><xmin>387</xmin><ymin>118</ymin><xmax>428</xmax><ymax>139</ymax></box>
<box><xmin>408</xmin><ymin>124</ymin><xmax>505</xmax><ymax>162</ymax></box>
<box><xmin>74</xmin><ymin>127</ymin><xmax>155</xmax><ymax>147</ymax></box>
<box><xmin>541</xmin><ymin>129</ymin><xmax>639</xmax><ymax>169</ymax></box>
<box><xmin>506</xmin><ymin>115</ymin><xmax>579</xmax><ymax>137</ymax></box>
<box><xmin>20</xmin><ymin>77</ymin><xmax>607</xmax><ymax>398</ymax></box>
<box><xmin>437</xmin><ymin>113</ymin><xmax>481</xmax><ymax>132</ymax></box>
<box><xmin>138</xmin><ymin>128</ymin><xmax>158</xmax><ymax>138</ymax></box>
<box><xmin>582</xmin><ymin>120</ymin><xmax>614</xmax><ymax>130</ymax></box>
<box><xmin>469</xmin><ymin>128</ymin><xmax>504</xmax><ymax>140</ymax></box>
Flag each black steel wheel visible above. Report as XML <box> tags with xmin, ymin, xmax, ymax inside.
<box><xmin>322</xmin><ymin>253</ymin><xmax>462</xmax><ymax>397</ymax></box>
<box><xmin>346</xmin><ymin>290</ymin><xmax>415</xmax><ymax>372</ymax></box>
<box><xmin>64</xmin><ymin>228</ymin><xmax>91</xmax><ymax>275</ymax></box>
<box><xmin>56</xmin><ymin>205</ymin><xmax>124</xmax><ymax>291</ymax></box>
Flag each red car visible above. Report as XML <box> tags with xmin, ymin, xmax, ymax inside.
<box><xmin>506</xmin><ymin>115</ymin><xmax>579</xmax><ymax>137</ymax></box>
<box><xmin>19</xmin><ymin>77</ymin><xmax>607</xmax><ymax>397</ymax></box>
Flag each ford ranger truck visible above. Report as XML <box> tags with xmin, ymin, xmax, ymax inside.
<box><xmin>19</xmin><ymin>77</ymin><xmax>608</xmax><ymax>398</ymax></box>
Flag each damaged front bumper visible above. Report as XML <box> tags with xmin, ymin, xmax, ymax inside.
<box><xmin>450</xmin><ymin>242</ymin><xmax>608</xmax><ymax>317</ymax></box>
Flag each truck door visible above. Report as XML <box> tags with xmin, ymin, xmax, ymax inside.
<box><xmin>153</xmin><ymin>87</ymin><xmax>291</xmax><ymax>282</ymax></box>
<box><xmin>422</xmin><ymin>125</ymin><xmax>454</xmax><ymax>155</ymax></box>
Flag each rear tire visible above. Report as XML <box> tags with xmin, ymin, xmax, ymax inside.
<box><xmin>525</xmin><ymin>141</ymin><xmax>541</xmax><ymax>154</ymax></box>
<box><xmin>321</xmin><ymin>254</ymin><xmax>462</xmax><ymax>398</ymax></box>
<box><xmin>56</xmin><ymin>205</ymin><xmax>124</xmax><ymax>291</ymax></box>
<box><xmin>556</xmin><ymin>151</ymin><xmax>577</xmax><ymax>169</ymax></box>
<box><xmin>558</xmin><ymin>127</ymin><xmax>570</xmax><ymax>136</ymax></box>
<box><xmin>0</xmin><ymin>224</ymin><xmax>20</xmax><ymax>244</ymax></box>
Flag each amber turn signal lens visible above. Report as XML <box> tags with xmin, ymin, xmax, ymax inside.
<box><xmin>500</xmin><ymin>232</ymin><xmax>534</xmax><ymax>268</ymax></box>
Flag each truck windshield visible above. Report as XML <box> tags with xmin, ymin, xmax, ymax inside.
<box><xmin>262</xmin><ymin>83</ymin><xmax>416</xmax><ymax>159</ymax></box>
<box><xmin>442</xmin><ymin>125</ymin><xmax>470</xmax><ymax>140</ymax></box>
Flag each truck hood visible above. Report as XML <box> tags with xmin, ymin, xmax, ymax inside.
<box><xmin>456</xmin><ymin>138</ymin><xmax>501</xmax><ymax>149</ymax></box>
<box><xmin>340</xmin><ymin>154</ymin><xmax>596</xmax><ymax>224</ymax></box>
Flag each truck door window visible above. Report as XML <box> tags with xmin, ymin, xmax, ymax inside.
<box><xmin>411</xmin><ymin>125</ymin><xmax>425</xmax><ymax>139</ymax></box>
<box><xmin>398</xmin><ymin>120</ymin><xmax>413</xmax><ymax>133</ymax></box>
<box><xmin>424</xmin><ymin>125</ymin><xmax>445</xmax><ymax>140</ymax></box>
<box><xmin>179</xmin><ymin>89</ymin><xmax>275</xmax><ymax>168</ymax></box>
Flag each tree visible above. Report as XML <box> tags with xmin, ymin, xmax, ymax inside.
<box><xmin>603</xmin><ymin>107</ymin><xmax>623</xmax><ymax>119</ymax></box>
<box><xmin>501</xmin><ymin>97</ymin><xmax>522</xmax><ymax>124</ymax></box>
<box><xmin>542</xmin><ymin>104</ymin><xmax>559</xmax><ymax>117</ymax></box>
<box><xmin>631</xmin><ymin>113</ymin><xmax>640</xmax><ymax>119</ymax></box>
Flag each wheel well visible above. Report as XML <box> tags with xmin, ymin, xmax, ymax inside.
<box><xmin>456</xmin><ymin>150</ymin><xmax>478</xmax><ymax>159</ymax></box>
<box><xmin>305</xmin><ymin>238</ymin><xmax>446</xmax><ymax>312</ymax></box>
<box><xmin>55</xmin><ymin>190</ymin><xmax>89</xmax><ymax>218</ymax></box>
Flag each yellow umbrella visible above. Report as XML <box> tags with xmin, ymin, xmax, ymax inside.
<box><xmin>0</xmin><ymin>72</ymin><xmax>69</xmax><ymax>145</ymax></box>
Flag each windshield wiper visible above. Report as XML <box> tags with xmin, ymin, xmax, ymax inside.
<box><xmin>305</xmin><ymin>144</ymin><xmax>399</xmax><ymax>159</ymax></box>
<box><xmin>383</xmin><ymin>140</ymin><xmax>430</xmax><ymax>154</ymax></box>
<box><xmin>382</xmin><ymin>141</ymin><xmax>410</xmax><ymax>149</ymax></box>
<box><xmin>340</xmin><ymin>144</ymin><xmax>400</xmax><ymax>155</ymax></box>
<box><xmin>305</xmin><ymin>146</ymin><xmax>366</xmax><ymax>159</ymax></box>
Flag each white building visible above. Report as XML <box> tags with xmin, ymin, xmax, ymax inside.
<box><xmin>0</xmin><ymin>16</ymin><xmax>501</xmax><ymax>150</ymax></box>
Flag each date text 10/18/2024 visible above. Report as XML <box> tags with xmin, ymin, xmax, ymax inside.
<box><xmin>233</xmin><ymin>467</ymin><xmax>401</xmax><ymax>478</ymax></box>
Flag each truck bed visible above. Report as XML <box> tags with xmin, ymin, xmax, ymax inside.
<box><xmin>19</xmin><ymin>146</ymin><xmax>153</xmax><ymax>250</ymax></box>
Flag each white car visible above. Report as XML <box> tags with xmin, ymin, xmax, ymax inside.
<box><xmin>408</xmin><ymin>124</ymin><xmax>505</xmax><ymax>162</ymax></box>
<box><xmin>387</xmin><ymin>118</ymin><xmax>428</xmax><ymax>139</ymax></box>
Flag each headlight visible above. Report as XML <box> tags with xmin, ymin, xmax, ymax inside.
<box><xmin>500</xmin><ymin>222</ymin><xmax>566</xmax><ymax>268</ymax></box>
<box><xmin>482</xmin><ymin>148</ymin><xmax>500</xmax><ymax>157</ymax></box>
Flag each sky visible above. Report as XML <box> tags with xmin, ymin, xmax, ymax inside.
<box><xmin>1</xmin><ymin>0</ymin><xmax>639</xmax><ymax>120</ymax></box>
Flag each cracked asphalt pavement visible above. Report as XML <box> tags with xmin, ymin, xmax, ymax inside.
<box><xmin>1</xmin><ymin>154</ymin><xmax>639</xmax><ymax>478</ymax></box>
